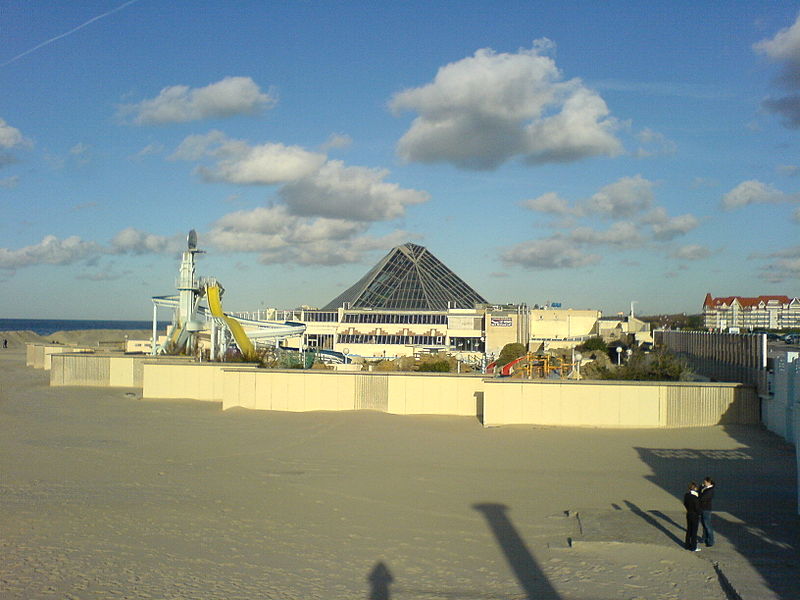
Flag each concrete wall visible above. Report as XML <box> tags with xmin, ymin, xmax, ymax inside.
<box><xmin>655</xmin><ymin>330</ymin><xmax>768</xmax><ymax>394</ymax></box>
<box><xmin>39</xmin><ymin>349</ymin><xmax>760</xmax><ymax>429</ymax></box>
<box><xmin>213</xmin><ymin>366</ymin><xmax>753</xmax><ymax>426</ymax></box>
<box><xmin>529</xmin><ymin>309</ymin><xmax>599</xmax><ymax>340</ymax></box>
<box><xmin>219</xmin><ymin>369</ymin><xmax>485</xmax><ymax>416</ymax></box>
<box><xmin>482</xmin><ymin>379</ymin><xmax>758</xmax><ymax>428</ymax></box>
<box><xmin>764</xmin><ymin>352</ymin><xmax>799</xmax><ymax>442</ymax></box>
<box><xmin>143</xmin><ymin>362</ymin><xmax>259</xmax><ymax>402</ymax></box>
<box><xmin>26</xmin><ymin>344</ymin><xmax>94</xmax><ymax>370</ymax></box>
<box><xmin>50</xmin><ymin>353</ymin><xmax>165</xmax><ymax>387</ymax></box>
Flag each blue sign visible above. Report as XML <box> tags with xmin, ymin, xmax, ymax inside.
<box><xmin>551</xmin><ymin>302</ymin><xmax>562</xmax><ymax>308</ymax></box>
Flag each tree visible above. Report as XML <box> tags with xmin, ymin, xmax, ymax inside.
<box><xmin>578</xmin><ymin>336</ymin><xmax>607</xmax><ymax>352</ymax></box>
<box><xmin>496</xmin><ymin>343</ymin><xmax>527</xmax><ymax>367</ymax></box>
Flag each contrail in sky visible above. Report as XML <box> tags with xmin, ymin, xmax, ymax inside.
<box><xmin>1</xmin><ymin>0</ymin><xmax>141</xmax><ymax>68</ymax></box>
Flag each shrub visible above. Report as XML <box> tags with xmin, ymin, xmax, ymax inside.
<box><xmin>418</xmin><ymin>359</ymin><xmax>451</xmax><ymax>372</ymax></box>
<box><xmin>578</xmin><ymin>336</ymin><xmax>607</xmax><ymax>352</ymax></box>
<box><xmin>496</xmin><ymin>342</ymin><xmax>527</xmax><ymax>367</ymax></box>
<box><xmin>587</xmin><ymin>348</ymin><xmax>690</xmax><ymax>381</ymax></box>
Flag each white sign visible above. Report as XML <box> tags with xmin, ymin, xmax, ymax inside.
<box><xmin>491</xmin><ymin>317</ymin><xmax>513</xmax><ymax>327</ymax></box>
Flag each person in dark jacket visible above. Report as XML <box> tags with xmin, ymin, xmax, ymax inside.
<box><xmin>699</xmin><ymin>476</ymin><xmax>715</xmax><ymax>547</ymax></box>
<box><xmin>683</xmin><ymin>482</ymin><xmax>701</xmax><ymax>551</ymax></box>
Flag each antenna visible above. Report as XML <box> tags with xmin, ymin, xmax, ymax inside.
<box><xmin>187</xmin><ymin>229</ymin><xmax>198</xmax><ymax>251</ymax></box>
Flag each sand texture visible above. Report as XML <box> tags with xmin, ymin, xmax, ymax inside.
<box><xmin>0</xmin><ymin>347</ymin><xmax>798</xmax><ymax>599</ymax></box>
<box><xmin>0</xmin><ymin>329</ymin><xmax>152</xmax><ymax>349</ymax></box>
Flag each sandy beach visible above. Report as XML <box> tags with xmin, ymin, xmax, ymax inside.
<box><xmin>0</xmin><ymin>341</ymin><xmax>798</xmax><ymax>599</ymax></box>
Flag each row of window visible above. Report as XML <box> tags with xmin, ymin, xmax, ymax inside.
<box><xmin>337</xmin><ymin>334</ymin><xmax>445</xmax><ymax>346</ymax></box>
<box><xmin>449</xmin><ymin>337</ymin><xmax>485</xmax><ymax>351</ymax></box>
<box><xmin>302</xmin><ymin>312</ymin><xmax>339</xmax><ymax>322</ymax></box>
<box><xmin>342</xmin><ymin>313</ymin><xmax>448</xmax><ymax>324</ymax></box>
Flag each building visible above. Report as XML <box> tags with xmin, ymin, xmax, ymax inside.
<box><xmin>703</xmin><ymin>293</ymin><xmax>800</xmax><ymax>331</ymax></box>
<box><xmin>247</xmin><ymin>243</ymin><xmax>605</xmax><ymax>362</ymax></box>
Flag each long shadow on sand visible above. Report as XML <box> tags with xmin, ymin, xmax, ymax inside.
<box><xmin>635</xmin><ymin>424</ymin><xmax>800</xmax><ymax>599</ymax></box>
<box><xmin>622</xmin><ymin>500</ymin><xmax>684</xmax><ymax>547</ymax></box>
<box><xmin>473</xmin><ymin>503</ymin><xmax>561</xmax><ymax>600</ymax></box>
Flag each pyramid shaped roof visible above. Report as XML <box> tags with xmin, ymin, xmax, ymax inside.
<box><xmin>323</xmin><ymin>243</ymin><xmax>488</xmax><ymax>311</ymax></box>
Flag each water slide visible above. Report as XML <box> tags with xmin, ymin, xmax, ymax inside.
<box><xmin>486</xmin><ymin>355</ymin><xmax>527</xmax><ymax>376</ymax></box>
<box><xmin>205</xmin><ymin>284</ymin><xmax>256</xmax><ymax>358</ymax></box>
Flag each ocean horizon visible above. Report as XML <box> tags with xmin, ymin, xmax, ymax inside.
<box><xmin>0</xmin><ymin>318</ymin><xmax>170</xmax><ymax>337</ymax></box>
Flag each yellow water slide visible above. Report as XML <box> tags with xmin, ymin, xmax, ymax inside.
<box><xmin>205</xmin><ymin>284</ymin><xmax>256</xmax><ymax>359</ymax></box>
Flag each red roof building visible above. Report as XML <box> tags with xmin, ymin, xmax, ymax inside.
<box><xmin>702</xmin><ymin>293</ymin><xmax>800</xmax><ymax>330</ymax></box>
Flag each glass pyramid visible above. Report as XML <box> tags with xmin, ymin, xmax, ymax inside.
<box><xmin>324</xmin><ymin>243</ymin><xmax>487</xmax><ymax>310</ymax></box>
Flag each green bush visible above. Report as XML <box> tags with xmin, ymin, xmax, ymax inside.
<box><xmin>578</xmin><ymin>336</ymin><xmax>607</xmax><ymax>352</ymax></box>
<box><xmin>496</xmin><ymin>342</ymin><xmax>527</xmax><ymax>367</ymax></box>
<box><xmin>592</xmin><ymin>348</ymin><xmax>690</xmax><ymax>381</ymax></box>
<box><xmin>418</xmin><ymin>359</ymin><xmax>451</xmax><ymax>372</ymax></box>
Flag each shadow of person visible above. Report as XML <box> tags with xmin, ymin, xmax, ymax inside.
<box><xmin>368</xmin><ymin>561</ymin><xmax>393</xmax><ymax>600</ymax></box>
<box><xmin>623</xmin><ymin>500</ymin><xmax>684</xmax><ymax>547</ymax></box>
<box><xmin>473</xmin><ymin>502</ymin><xmax>561</xmax><ymax>600</ymax></box>
<box><xmin>650</xmin><ymin>509</ymin><xmax>683</xmax><ymax>531</ymax></box>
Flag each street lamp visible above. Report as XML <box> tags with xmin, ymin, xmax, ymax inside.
<box><xmin>616</xmin><ymin>346</ymin><xmax>623</xmax><ymax>365</ymax></box>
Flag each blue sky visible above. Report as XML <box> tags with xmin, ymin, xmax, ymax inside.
<box><xmin>1</xmin><ymin>1</ymin><xmax>799</xmax><ymax>320</ymax></box>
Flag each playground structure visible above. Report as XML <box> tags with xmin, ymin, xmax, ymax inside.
<box><xmin>486</xmin><ymin>352</ymin><xmax>577</xmax><ymax>379</ymax></box>
<box><xmin>150</xmin><ymin>230</ymin><xmax>307</xmax><ymax>360</ymax></box>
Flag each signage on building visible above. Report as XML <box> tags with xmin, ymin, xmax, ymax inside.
<box><xmin>490</xmin><ymin>316</ymin><xmax>513</xmax><ymax>327</ymax></box>
<box><xmin>551</xmin><ymin>302</ymin><xmax>562</xmax><ymax>307</ymax></box>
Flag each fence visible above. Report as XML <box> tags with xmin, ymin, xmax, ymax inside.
<box><xmin>654</xmin><ymin>330</ymin><xmax>768</xmax><ymax>394</ymax></box>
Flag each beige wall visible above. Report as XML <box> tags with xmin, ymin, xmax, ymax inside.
<box><xmin>50</xmin><ymin>353</ymin><xmax>182</xmax><ymax>388</ymax></box>
<box><xmin>27</xmin><ymin>344</ymin><xmax>94</xmax><ymax>370</ymax></box>
<box><xmin>143</xmin><ymin>362</ymin><xmax>259</xmax><ymax>402</ymax></box>
<box><xmin>485</xmin><ymin>311</ymin><xmax>524</xmax><ymax>357</ymax></box>
<box><xmin>36</xmin><ymin>349</ymin><xmax>758</xmax><ymax>429</ymax></box>
<box><xmin>528</xmin><ymin>309</ymin><xmax>600</xmax><ymax>340</ymax></box>
<box><xmin>218</xmin><ymin>369</ymin><xmax>484</xmax><ymax>416</ymax></box>
<box><xmin>482</xmin><ymin>379</ymin><xmax>758</xmax><ymax>428</ymax></box>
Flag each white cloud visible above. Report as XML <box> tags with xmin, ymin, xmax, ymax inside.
<box><xmin>754</xmin><ymin>13</ymin><xmax>800</xmax><ymax>70</ymax></box>
<box><xmin>133</xmin><ymin>142</ymin><xmax>165</xmax><ymax>159</ymax></box>
<box><xmin>671</xmin><ymin>244</ymin><xmax>711</xmax><ymax>261</ymax></box>
<box><xmin>200</xmin><ymin>142</ymin><xmax>326</xmax><ymax>185</ymax></box>
<box><xmin>0</xmin><ymin>175</ymin><xmax>19</xmax><ymax>189</ymax></box>
<box><xmin>279</xmin><ymin>160</ymin><xmax>429</xmax><ymax>221</ymax></box>
<box><xmin>121</xmin><ymin>76</ymin><xmax>276</xmax><ymax>125</ymax></box>
<box><xmin>391</xmin><ymin>42</ymin><xmax>622</xmax><ymax>169</ymax></box>
<box><xmin>208</xmin><ymin>204</ymin><xmax>411</xmax><ymax>265</ymax></box>
<box><xmin>0</xmin><ymin>118</ymin><xmax>27</xmax><ymax>149</ymax></box>
<box><xmin>644</xmin><ymin>208</ymin><xmax>700</xmax><ymax>241</ymax></box>
<box><xmin>721</xmin><ymin>180</ymin><xmax>793</xmax><ymax>209</ymax></box>
<box><xmin>523</xmin><ymin>86</ymin><xmax>622</xmax><ymax>164</ymax></box>
<box><xmin>172</xmin><ymin>130</ymin><xmax>327</xmax><ymax>185</ymax></box>
<box><xmin>634</xmin><ymin>127</ymin><xmax>677</xmax><ymax>157</ymax></box>
<box><xmin>754</xmin><ymin>14</ymin><xmax>800</xmax><ymax>127</ymax></box>
<box><xmin>110</xmin><ymin>228</ymin><xmax>183</xmax><ymax>254</ymax></box>
<box><xmin>568</xmin><ymin>221</ymin><xmax>644</xmax><ymax>248</ymax></box>
<box><xmin>583</xmin><ymin>175</ymin><xmax>654</xmax><ymax>218</ymax></box>
<box><xmin>69</xmin><ymin>142</ymin><xmax>89</xmax><ymax>155</ymax></box>
<box><xmin>759</xmin><ymin>245</ymin><xmax>800</xmax><ymax>283</ymax></box>
<box><xmin>501</xmin><ymin>237</ymin><xmax>601</xmax><ymax>270</ymax></box>
<box><xmin>520</xmin><ymin>191</ymin><xmax>574</xmax><ymax>216</ymax></box>
<box><xmin>0</xmin><ymin>235</ymin><xmax>100</xmax><ymax>269</ymax></box>
<box><xmin>321</xmin><ymin>133</ymin><xmax>353</xmax><ymax>151</ymax></box>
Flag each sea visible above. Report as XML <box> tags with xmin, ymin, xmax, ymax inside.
<box><xmin>0</xmin><ymin>318</ymin><xmax>170</xmax><ymax>336</ymax></box>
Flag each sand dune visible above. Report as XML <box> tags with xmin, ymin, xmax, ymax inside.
<box><xmin>0</xmin><ymin>329</ymin><xmax>152</xmax><ymax>349</ymax></box>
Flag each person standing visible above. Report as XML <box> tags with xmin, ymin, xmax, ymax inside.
<box><xmin>684</xmin><ymin>481</ymin><xmax>701</xmax><ymax>551</ymax></box>
<box><xmin>699</xmin><ymin>476</ymin><xmax>715</xmax><ymax>547</ymax></box>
